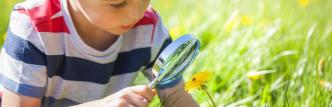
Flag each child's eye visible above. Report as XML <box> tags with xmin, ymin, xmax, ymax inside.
<box><xmin>110</xmin><ymin>1</ymin><xmax>126</xmax><ymax>8</ymax></box>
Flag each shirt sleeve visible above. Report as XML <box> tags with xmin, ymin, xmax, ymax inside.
<box><xmin>140</xmin><ymin>8</ymin><xmax>182</xmax><ymax>89</ymax></box>
<box><xmin>0</xmin><ymin>6</ymin><xmax>47</xmax><ymax>98</ymax></box>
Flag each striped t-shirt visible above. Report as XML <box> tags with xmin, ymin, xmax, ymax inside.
<box><xmin>0</xmin><ymin>0</ymin><xmax>173</xmax><ymax>106</ymax></box>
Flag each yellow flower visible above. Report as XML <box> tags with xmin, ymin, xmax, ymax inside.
<box><xmin>298</xmin><ymin>0</ymin><xmax>309</xmax><ymax>8</ymax></box>
<box><xmin>241</xmin><ymin>16</ymin><xmax>253</xmax><ymax>26</ymax></box>
<box><xmin>185</xmin><ymin>71</ymin><xmax>217</xmax><ymax>107</ymax></box>
<box><xmin>185</xmin><ymin>71</ymin><xmax>211</xmax><ymax>92</ymax></box>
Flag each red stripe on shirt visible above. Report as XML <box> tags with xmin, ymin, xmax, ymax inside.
<box><xmin>15</xmin><ymin>0</ymin><xmax>70</xmax><ymax>33</ymax></box>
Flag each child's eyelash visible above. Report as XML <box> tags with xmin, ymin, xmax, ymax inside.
<box><xmin>110</xmin><ymin>1</ymin><xmax>127</xmax><ymax>8</ymax></box>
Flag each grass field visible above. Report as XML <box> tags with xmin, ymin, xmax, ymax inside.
<box><xmin>1</xmin><ymin>0</ymin><xmax>332</xmax><ymax>107</ymax></box>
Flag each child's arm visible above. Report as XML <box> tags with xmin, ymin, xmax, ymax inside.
<box><xmin>156</xmin><ymin>80</ymin><xmax>199</xmax><ymax>107</ymax></box>
<box><xmin>71</xmin><ymin>85</ymin><xmax>155</xmax><ymax>107</ymax></box>
<box><xmin>0</xmin><ymin>2</ymin><xmax>48</xmax><ymax>106</ymax></box>
<box><xmin>1</xmin><ymin>88</ymin><xmax>42</xmax><ymax>107</ymax></box>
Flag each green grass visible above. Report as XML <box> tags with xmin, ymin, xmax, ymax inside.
<box><xmin>1</xmin><ymin>0</ymin><xmax>332</xmax><ymax>106</ymax></box>
<box><xmin>149</xmin><ymin>0</ymin><xmax>332</xmax><ymax>106</ymax></box>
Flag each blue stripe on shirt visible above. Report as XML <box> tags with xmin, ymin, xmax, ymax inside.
<box><xmin>46</xmin><ymin>55</ymin><xmax>115</xmax><ymax>84</ymax></box>
<box><xmin>113</xmin><ymin>47</ymin><xmax>151</xmax><ymax>75</ymax></box>
<box><xmin>3</xmin><ymin>29</ymin><xmax>172</xmax><ymax>85</ymax></box>
<box><xmin>4</xmin><ymin>30</ymin><xmax>151</xmax><ymax>84</ymax></box>
<box><xmin>4</xmin><ymin>29</ymin><xmax>46</xmax><ymax>65</ymax></box>
<box><xmin>46</xmin><ymin>47</ymin><xmax>150</xmax><ymax>84</ymax></box>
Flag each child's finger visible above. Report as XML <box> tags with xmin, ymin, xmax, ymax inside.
<box><xmin>152</xmin><ymin>89</ymin><xmax>157</xmax><ymax>96</ymax></box>
<box><xmin>125</xmin><ymin>92</ymin><xmax>149</xmax><ymax>107</ymax></box>
<box><xmin>128</xmin><ymin>85</ymin><xmax>155</xmax><ymax>102</ymax></box>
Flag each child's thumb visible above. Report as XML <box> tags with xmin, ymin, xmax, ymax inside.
<box><xmin>128</xmin><ymin>85</ymin><xmax>155</xmax><ymax>102</ymax></box>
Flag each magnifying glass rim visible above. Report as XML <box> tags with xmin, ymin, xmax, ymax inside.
<box><xmin>155</xmin><ymin>34</ymin><xmax>197</xmax><ymax>77</ymax></box>
<box><xmin>149</xmin><ymin>34</ymin><xmax>200</xmax><ymax>88</ymax></box>
<box><xmin>158</xmin><ymin>41</ymin><xmax>200</xmax><ymax>83</ymax></box>
<box><xmin>158</xmin><ymin>34</ymin><xmax>195</xmax><ymax>63</ymax></box>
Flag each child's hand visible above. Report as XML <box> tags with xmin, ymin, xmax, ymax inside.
<box><xmin>72</xmin><ymin>85</ymin><xmax>155</xmax><ymax>107</ymax></box>
<box><xmin>101</xmin><ymin>85</ymin><xmax>155</xmax><ymax>107</ymax></box>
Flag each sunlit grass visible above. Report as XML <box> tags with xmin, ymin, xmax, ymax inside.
<box><xmin>150</xmin><ymin>0</ymin><xmax>332</xmax><ymax>106</ymax></box>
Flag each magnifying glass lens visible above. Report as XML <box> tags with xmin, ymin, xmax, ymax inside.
<box><xmin>148</xmin><ymin>34</ymin><xmax>200</xmax><ymax>88</ymax></box>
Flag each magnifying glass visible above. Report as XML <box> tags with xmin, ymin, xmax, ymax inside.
<box><xmin>148</xmin><ymin>34</ymin><xmax>200</xmax><ymax>89</ymax></box>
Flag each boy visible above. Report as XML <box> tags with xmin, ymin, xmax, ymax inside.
<box><xmin>0</xmin><ymin>0</ymin><xmax>199</xmax><ymax>106</ymax></box>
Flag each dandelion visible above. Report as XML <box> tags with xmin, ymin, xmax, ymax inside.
<box><xmin>185</xmin><ymin>71</ymin><xmax>211</xmax><ymax>91</ymax></box>
<box><xmin>185</xmin><ymin>71</ymin><xmax>216</xmax><ymax>107</ymax></box>
<box><xmin>298</xmin><ymin>0</ymin><xmax>309</xmax><ymax>8</ymax></box>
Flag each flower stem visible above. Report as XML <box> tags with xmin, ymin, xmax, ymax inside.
<box><xmin>203</xmin><ymin>88</ymin><xmax>216</xmax><ymax>107</ymax></box>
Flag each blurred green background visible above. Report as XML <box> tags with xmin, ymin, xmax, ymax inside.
<box><xmin>1</xmin><ymin>0</ymin><xmax>332</xmax><ymax>106</ymax></box>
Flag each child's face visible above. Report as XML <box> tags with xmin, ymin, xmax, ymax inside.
<box><xmin>74</xmin><ymin>0</ymin><xmax>150</xmax><ymax>35</ymax></box>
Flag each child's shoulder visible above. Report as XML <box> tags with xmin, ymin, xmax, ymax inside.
<box><xmin>13</xmin><ymin>0</ymin><xmax>69</xmax><ymax>33</ymax></box>
<box><xmin>7</xmin><ymin>0</ymin><xmax>68</xmax><ymax>55</ymax></box>
<box><xmin>133</xmin><ymin>7</ymin><xmax>169</xmax><ymax>40</ymax></box>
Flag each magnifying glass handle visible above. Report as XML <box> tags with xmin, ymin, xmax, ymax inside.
<box><xmin>148</xmin><ymin>79</ymin><xmax>158</xmax><ymax>89</ymax></box>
